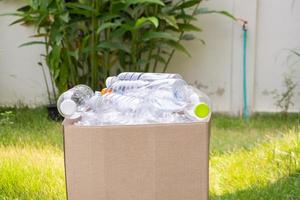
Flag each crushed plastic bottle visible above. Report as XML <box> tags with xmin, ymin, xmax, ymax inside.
<box><xmin>58</xmin><ymin>73</ymin><xmax>212</xmax><ymax>125</ymax></box>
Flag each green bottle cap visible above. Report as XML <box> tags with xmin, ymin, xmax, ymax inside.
<box><xmin>194</xmin><ymin>103</ymin><xmax>210</xmax><ymax>118</ymax></box>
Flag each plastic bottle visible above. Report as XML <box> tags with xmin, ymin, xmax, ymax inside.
<box><xmin>57</xmin><ymin>85</ymin><xmax>94</xmax><ymax>119</ymax></box>
<box><xmin>108</xmin><ymin>80</ymin><xmax>149</xmax><ymax>94</ymax></box>
<box><xmin>106</xmin><ymin>72</ymin><xmax>182</xmax><ymax>87</ymax></box>
<box><xmin>107</xmin><ymin>77</ymin><xmax>188</xmax><ymax>101</ymax></box>
<box><xmin>86</xmin><ymin>91</ymin><xmax>103</xmax><ymax>112</ymax></box>
<box><xmin>106</xmin><ymin>78</ymin><xmax>191</xmax><ymax>113</ymax></box>
<box><xmin>184</xmin><ymin>87</ymin><xmax>211</xmax><ymax>122</ymax></box>
<box><xmin>102</xmin><ymin>92</ymin><xmax>143</xmax><ymax>113</ymax></box>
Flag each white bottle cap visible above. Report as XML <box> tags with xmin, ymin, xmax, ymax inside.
<box><xmin>60</xmin><ymin>99</ymin><xmax>77</xmax><ymax>116</ymax></box>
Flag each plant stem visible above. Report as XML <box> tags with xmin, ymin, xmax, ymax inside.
<box><xmin>131</xmin><ymin>31</ymin><xmax>138</xmax><ymax>71</ymax></box>
<box><xmin>145</xmin><ymin>5</ymin><xmax>159</xmax><ymax>72</ymax></box>
<box><xmin>45</xmin><ymin>35</ymin><xmax>57</xmax><ymax>100</ymax></box>
<box><xmin>91</xmin><ymin>0</ymin><xmax>100</xmax><ymax>90</ymax></box>
<box><xmin>40</xmin><ymin>61</ymin><xmax>52</xmax><ymax>104</ymax></box>
<box><xmin>104</xmin><ymin>2</ymin><xmax>112</xmax><ymax>78</ymax></box>
<box><xmin>145</xmin><ymin>46</ymin><xmax>153</xmax><ymax>72</ymax></box>
<box><xmin>152</xmin><ymin>48</ymin><xmax>161</xmax><ymax>72</ymax></box>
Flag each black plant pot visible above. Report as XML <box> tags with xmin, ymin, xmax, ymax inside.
<box><xmin>47</xmin><ymin>104</ymin><xmax>63</xmax><ymax>121</ymax></box>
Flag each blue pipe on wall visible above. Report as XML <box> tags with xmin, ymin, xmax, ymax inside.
<box><xmin>242</xmin><ymin>22</ymin><xmax>249</xmax><ymax>119</ymax></box>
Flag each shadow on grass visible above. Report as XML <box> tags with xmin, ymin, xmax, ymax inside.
<box><xmin>210</xmin><ymin>170</ymin><xmax>300</xmax><ymax>200</ymax></box>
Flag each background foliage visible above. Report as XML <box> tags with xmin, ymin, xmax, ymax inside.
<box><xmin>11</xmin><ymin>0</ymin><xmax>233</xmax><ymax>93</ymax></box>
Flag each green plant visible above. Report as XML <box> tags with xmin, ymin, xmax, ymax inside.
<box><xmin>10</xmin><ymin>0</ymin><xmax>234</xmax><ymax>92</ymax></box>
<box><xmin>0</xmin><ymin>110</ymin><xmax>15</xmax><ymax>125</ymax></box>
<box><xmin>271</xmin><ymin>72</ymin><xmax>297</xmax><ymax>115</ymax></box>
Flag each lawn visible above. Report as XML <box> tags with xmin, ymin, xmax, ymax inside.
<box><xmin>0</xmin><ymin>108</ymin><xmax>299</xmax><ymax>200</ymax></box>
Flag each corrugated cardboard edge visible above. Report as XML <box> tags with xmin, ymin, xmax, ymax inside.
<box><xmin>62</xmin><ymin>125</ymin><xmax>69</xmax><ymax>200</ymax></box>
<box><xmin>62</xmin><ymin>121</ymin><xmax>211</xmax><ymax>200</ymax></box>
<box><xmin>207</xmin><ymin>120</ymin><xmax>211</xmax><ymax>199</ymax></box>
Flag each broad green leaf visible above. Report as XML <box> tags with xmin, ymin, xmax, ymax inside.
<box><xmin>97</xmin><ymin>22</ymin><xmax>121</xmax><ymax>34</ymax></box>
<box><xmin>0</xmin><ymin>12</ymin><xmax>23</xmax><ymax>17</ymax></box>
<box><xmin>158</xmin><ymin>14</ymin><xmax>178</xmax><ymax>29</ymax></box>
<box><xmin>65</xmin><ymin>3</ymin><xmax>96</xmax><ymax>12</ymax></box>
<box><xmin>110</xmin><ymin>24</ymin><xmax>134</xmax><ymax>38</ymax></box>
<box><xmin>150</xmin><ymin>54</ymin><xmax>166</xmax><ymax>64</ymax></box>
<box><xmin>68</xmin><ymin>49</ymin><xmax>79</xmax><ymax>60</ymax></box>
<box><xmin>66</xmin><ymin>9</ymin><xmax>93</xmax><ymax>16</ymax></box>
<box><xmin>98</xmin><ymin>41</ymin><xmax>130</xmax><ymax>53</ymax></box>
<box><xmin>30</xmin><ymin>33</ymin><xmax>48</xmax><ymax>38</ymax></box>
<box><xmin>217</xmin><ymin>11</ymin><xmax>236</xmax><ymax>20</ymax></box>
<box><xmin>193</xmin><ymin>7</ymin><xmax>210</xmax><ymax>15</ymax></box>
<box><xmin>9</xmin><ymin>17</ymin><xmax>27</xmax><ymax>26</ymax></box>
<box><xmin>57</xmin><ymin>61</ymin><xmax>69</xmax><ymax>93</ymax></box>
<box><xmin>111</xmin><ymin>28</ymin><xmax>129</xmax><ymax>38</ymax></box>
<box><xmin>178</xmin><ymin>23</ymin><xmax>202</xmax><ymax>32</ymax></box>
<box><xmin>126</xmin><ymin>0</ymin><xmax>165</xmax><ymax>6</ymax></box>
<box><xmin>29</xmin><ymin>0</ymin><xmax>39</xmax><ymax>10</ymax></box>
<box><xmin>98</xmin><ymin>14</ymin><xmax>120</xmax><ymax>21</ymax></box>
<box><xmin>59</xmin><ymin>12</ymin><xmax>70</xmax><ymax>23</ymax></box>
<box><xmin>181</xmin><ymin>34</ymin><xmax>195</xmax><ymax>40</ymax></box>
<box><xmin>47</xmin><ymin>45</ymin><xmax>62</xmax><ymax>81</ymax></box>
<box><xmin>19</xmin><ymin>41</ymin><xmax>46</xmax><ymax>47</ymax></box>
<box><xmin>135</xmin><ymin>17</ymin><xmax>159</xmax><ymax>28</ymax></box>
<box><xmin>142</xmin><ymin>31</ymin><xmax>178</xmax><ymax>41</ymax></box>
<box><xmin>65</xmin><ymin>3</ymin><xmax>97</xmax><ymax>16</ymax></box>
<box><xmin>166</xmin><ymin>40</ymin><xmax>190</xmax><ymax>57</ymax></box>
<box><xmin>194</xmin><ymin>8</ymin><xmax>236</xmax><ymax>20</ymax></box>
<box><xmin>161</xmin><ymin>5</ymin><xmax>173</xmax><ymax>14</ymax></box>
<box><xmin>111</xmin><ymin>2</ymin><xmax>127</xmax><ymax>12</ymax></box>
<box><xmin>17</xmin><ymin>5</ymin><xmax>31</xmax><ymax>12</ymax></box>
<box><xmin>49</xmin><ymin>27</ymin><xmax>63</xmax><ymax>44</ymax></box>
<box><xmin>176</xmin><ymin>13</ymin><xmax>197</xmax><ymax>21</ymax></box>
<box><xmin>175</xmin><ymin>0</ymin><xmax>201</xmax><ymax>10</ymax></box>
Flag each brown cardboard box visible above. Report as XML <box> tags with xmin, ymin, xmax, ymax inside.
<box><xmin>63</xmin><ymin>122</ymin><xmax>210</xmax><ymax>200</ymax></box>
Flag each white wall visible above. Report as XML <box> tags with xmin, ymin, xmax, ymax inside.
<box><xmin>254</xmin><ymin>0</ymin><xmax>300</xmax><ymax>112</ymax></box>
<box><xmin>0</xmin><ymin>1</ymin><xmax>50</xmax><ymax>107</ymax></box>
<box><xmin>1</xmin><ymin>0</ymin><xmax>300</xmax><ymax>113</ymax></box>
<box><xmin>170</xmin><ymin>0</ymin><xmax>300</xmax><ymax>113</ymax></box>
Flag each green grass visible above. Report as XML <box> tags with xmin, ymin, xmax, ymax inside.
<box><xmin>210</xmin><ymin>114</ymin><xmax>300</xmax><ymax>199</ymax></box>
<box><xmin>0</xmin><ymin>108</ymin><xmax>65</xmax><ymax>200</ymax></box>
<box><xmin>0</xmin><ymin>108</ymin><xmax>300</xmax><ymax>199</ymax></box>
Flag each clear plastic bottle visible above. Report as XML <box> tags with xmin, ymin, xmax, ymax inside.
<box><xmin>86</xmin><ymin>91</ymin><xmax>103</xmax><ymax>112</ymax></box>
<box><xmin>106</xmin><ymin>78</ymin><xmax>191</xmax><ymax>113</ymax></box>
<box><xmin>106</xmin><ymin>72</ymin><xmax>183</xmax><ymax>87</ymax></box>
<box><xmin>108</xmin><ymin>80</ymin><xmax>149</xmax><ymax>94</ymax></box>
<box><xmin>57</xmin><ymin>85</ymin><xmax>94</xmax><ymax>119</ymax></box>
<box><xmin>107</xmin><ymin>77</ymin><xmax>188</xmax><ymax>101</ymax></box>
<box><xmin>102</xmin><ymin>93</ymin><xmax>142</xmax><ymax>113</ymax></box>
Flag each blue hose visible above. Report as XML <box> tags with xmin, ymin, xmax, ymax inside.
<box><xmin>242</xmin><ymin>24</ymin><xmax>249</xmax><ymax>119</ymax></box>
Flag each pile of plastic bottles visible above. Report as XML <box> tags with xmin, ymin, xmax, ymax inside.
<box><xmin>57</xmin><ymin>72</ymin><xmax>211</xmax><ymax>125</ymax></box>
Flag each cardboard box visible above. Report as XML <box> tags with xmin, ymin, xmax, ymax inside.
<box><xmin>63</xmin><ymin>122</ymin><xmax>210</xmax><ymax>200</ymax></box>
